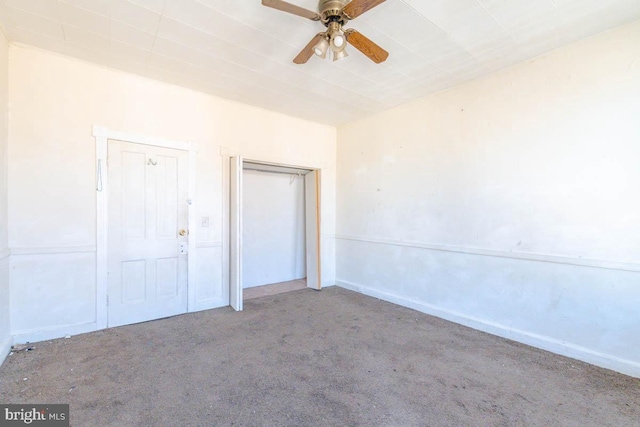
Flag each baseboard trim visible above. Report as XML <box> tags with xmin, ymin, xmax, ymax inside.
<box><xmin>12</xmin><ymin>322</ymin><xmax>98</xmax><ymax>345</ymax></box>
<box><xmin>0</xmin><ymin>334</ymin><xmax>11</xmax><ymax>366</ymax></box>
<box><xmin>336</xmin><ymin>279</ymin><xmax>640</xmax><ymax>378</ymax></box>
<box><xmin>336</xmin><ymin>235</ymin><xmax>640</xmax><ymax>273</ymax></box>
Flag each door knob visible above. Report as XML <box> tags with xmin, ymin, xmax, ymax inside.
<box><xmin>178</xmin><ymin>229</ymin><xmax>188</xmax><ymax>236</ymax></box>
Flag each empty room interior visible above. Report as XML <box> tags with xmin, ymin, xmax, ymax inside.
<box><xmin>0</xmin><ymin>0</ymin><xmax>639</xmax><ymax>425</ymax></box>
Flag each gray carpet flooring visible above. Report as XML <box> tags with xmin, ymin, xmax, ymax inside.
<box><xmin>1</xmin><ymin>287</ymin><xmax>638</xmax><ymax>426</ymax></box>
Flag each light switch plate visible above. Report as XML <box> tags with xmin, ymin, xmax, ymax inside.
<box><xmin>201</xmin><ymin>216</ymin><xmax>210</xmax><ymax>227</ymax></box>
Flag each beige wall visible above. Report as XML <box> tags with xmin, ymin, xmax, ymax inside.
<box><xmin>0</xmin><ymin>30</ymin><xmax>9</xmax><ymax>359</ymax></box>
<box><xmin>337</xmin><ymin>21</ymin><xmax>640</xmax><ymax>376</ymax></box>
<box><xmin>7</xmin><ymin>45</ymin><xmax>336</xmax><ymax>342</ymax></box>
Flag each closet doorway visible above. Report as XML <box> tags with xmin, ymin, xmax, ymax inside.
<box><xmin>229</xmin><ymin>158</ymin><xmax>321</xmax><ymax>311</ymax></box>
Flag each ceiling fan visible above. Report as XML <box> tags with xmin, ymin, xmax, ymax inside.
<box><xmin>262</xmin><ymin>0</ymin><xmax>389</xmax><ymax>64</ymax></box>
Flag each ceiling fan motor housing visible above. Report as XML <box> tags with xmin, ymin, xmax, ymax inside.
<box><xmin>319</xmin><ymin>0</ymin><xmax>350</xmax><ymax>25</ymax></box>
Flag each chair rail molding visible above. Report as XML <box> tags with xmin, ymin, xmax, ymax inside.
<box><xmin>336</xmin><ymin>235</ymin><xmax>640</xmax><ymax>273</ymax></box>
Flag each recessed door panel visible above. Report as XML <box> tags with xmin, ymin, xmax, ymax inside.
<box><xmin>156</xmin><ymin>155</ymin><xmax>179</xmax><ymax>239</ymax></box>
<box><xmin>122</xmin><ymin>151</ymin><xmax>146</xmax><ymax>239</ymax></box>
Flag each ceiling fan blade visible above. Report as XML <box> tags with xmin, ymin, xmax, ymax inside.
<box><xmin>345</xmin><ymin>29</ymin><xmax>389</xmax><ymax>63</ymax></box>
<box><xmin>342</xmin><ymin>0</ymin><xmax>386</xmax><ymax>19</ymax></box>
<box><xmin>262</xmin><ymin>0</ymin><xmax>321</xmax><ymax>21</ymax></box>
<box><xmin>293</xmin><ymin>33</ymin><xmax>326</xmax><ymax>64</ymax></box>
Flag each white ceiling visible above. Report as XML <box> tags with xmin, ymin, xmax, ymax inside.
<box><xmin>0</xmin><ymin>0</ymin><xmax>638</xmax><ymax>125</ymax></box>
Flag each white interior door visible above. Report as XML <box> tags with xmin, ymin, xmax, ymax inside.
<box><xmin>229</xmin><ymin>156</ymin><xmax>243</xmax><ymax>311</ymax></box>
<box><xmin>305</xmin><ymin>170</ymin><xmax>322</xmax><ymax>290</ymax></box>
<box><xmin>108</xmin><ymin>140</ymin><xmax>189</xmax><ymax>327</ymax></box>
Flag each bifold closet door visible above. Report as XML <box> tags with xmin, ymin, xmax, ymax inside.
<box><xmin>305</xmin><ymin>170</ymin><xmax>321</xmax><ymax>290</ymax></box>
<box><xmin>229</xmin><ymin>156</ymin><xmax>243</xmax><ymax>311</ymax></box>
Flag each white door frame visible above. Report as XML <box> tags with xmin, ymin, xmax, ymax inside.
<box><xmin>93</xmin><ymin>126</ymin><xmax>198</xmax><ymax>330</ymax></box>
<box><xmin>224</xmin><ymin>154</ymin><xmax>322</xmax><ymax>311</ymax></box>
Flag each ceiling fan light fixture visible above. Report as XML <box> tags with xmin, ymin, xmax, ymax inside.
<box><xmin>327</xmin><ymin>21</ymin><xmax>346</xmax><ymax>52</ymax></box>
<box><xmin>313</xmin><ymin>37</ymin><xmax>329</xmax><ymax>58</ymax></box>
<box><xmin>333</xmin><ymin>48</ymin><xmax>349</xmax><ymax>62</ymax></box>
<box><xmin>332</xmin><ymin>33</ymin><xmax>345</xmax><ymax>49</ymax></box>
